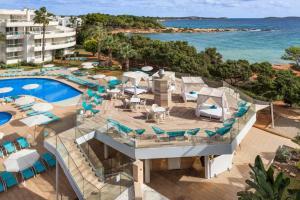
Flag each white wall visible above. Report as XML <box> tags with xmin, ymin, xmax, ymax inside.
<box><xmin>208</xmin><ymin>153</ymin><xmax>234</xmax><ymax>178</ymax></box>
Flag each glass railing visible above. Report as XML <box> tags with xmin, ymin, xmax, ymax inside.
<box><xmin>56</xmin><ymin>134</ymin><xmax>134</xmax><ymax>199</ymax></box>
<box><xmin>75</xmin><ymin>81</ymin><xmax>258</xmax><ymax>149</ymax></box>
<box><xmin>75</xmin><ymin>126</ymin><xmax>105</xmax><ymax>182</ymax></box>
<box><xmin>55</xmin><ymin>135</ymin><xmax>101</xmax><ymax>199</ymax></box>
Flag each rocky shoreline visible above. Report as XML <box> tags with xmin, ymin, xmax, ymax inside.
<box><xmin>111</xmin><ymin>27</ymin><xmax>238</xmax><ymax>34</ymax></box>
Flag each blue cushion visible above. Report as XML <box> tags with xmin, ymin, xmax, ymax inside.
<box><xmin>33</xmin><ymin>161</ymin><xmax>46</xmax><ymax>174</ymax></box>
<box><xmin>189</xmin><ymin>91</ymin><xmax>197</xmax><ymax>94</ymax></box>
<box><xmin>21</xmin><ymin>168</ymin><xmax>34</xmax><ymax>180</ymax></box>
<box><xmin>210</xmin><ymin>105</ymin><xmax>217</xmax><ymax>109</ymax></box>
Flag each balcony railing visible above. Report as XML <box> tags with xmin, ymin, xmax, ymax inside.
<box><xmin>7</xmin><ymin>43</ymin><xmax>23</xmax><ymax>47</ymax></box>
<box><xmin>6</xmin><ymin>55</ymin><xmax>23</xmax><ymax>60</ymax></box>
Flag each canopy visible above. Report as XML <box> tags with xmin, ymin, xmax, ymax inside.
<box><xmin>196</xmin><ymin>87</ymin><xmax>229</xmax><ymax>121</ymax></box>
<box><xmin>32</xmin><ymin>103</ymin><xmax>53</xmax><ymax>112</ymax></box>
<box><xmin>122</xmin><ymin>71</ymin><xmax>149</xmax><ymax>86</ymax></box>
<box><xmin>4</xmin><ymin>149</ymin><xmax>39</xmax><ymax>172</ymax></box>
<box><xmin>181</xmin><ymin>77</ymin><xmax>207</xmax><ymax>102</ymax></box>
<box><xmin>15</xmin><ymin>96</ymin><xmax>35</xmax><ymax>106</ymax></box>
<box><xmin>20</xmin><ymin>114</ymin><xmax>51</xmax><ymax>127</ymax></box>
<box><xmin>93</xmin><ymin>74</ymin><xmax>106</xmax><ymax>79</ymax></box>
<box><xmin>22</xmin><ymin>84</ymin><xmax>39</xmax><ymax>90</ymax></box>
<box><xmin>0</xmin><ymin>87</ymin><xmax>13</xmax><ymax>94</ymax></box>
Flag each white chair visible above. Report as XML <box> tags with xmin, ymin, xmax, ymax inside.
<box><xmin>145</xmin><ymin>107</ymin><xmax>154</xmax><ymax>120</ymax></box>
<box><xmin>122</xmin><ymin>98</ymin><xmax>130</xmax><ymax>109</ymax></box>
<box><xmin>165</xmin><ymin>107</ymin><xmax>171</xmax><ymax>118</ymax></box>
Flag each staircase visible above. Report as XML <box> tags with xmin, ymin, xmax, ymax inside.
<box><xmin>56</xmin><ymin>131</ymin><xmax>103</xmax><ymax>199</ymax></box>
<box><xmin>45</xmin><ymin>126</ymin><xmax>134</xmax><ymax>200</ymax></box>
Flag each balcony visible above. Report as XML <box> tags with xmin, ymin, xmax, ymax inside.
<box><xmin>6</xmin><ymin>44</ymin><xmax>23</xmax><ymax>53</ymax></box>
<box><xmin>31</xmin><ymin>30</ymin><xmax>75</xmax><ymax>39</ymax></box>
<box><xmin>34</xmin><ymin>41</ymin><xmax>76</xmax><ymax>51</ymax></box>
<box><xmin>6</xmin><ymin>32</ymin><xmax>25</xmax><ymax>39</ymax></box>
<box><xmin>4</xmin><ymin>20</ymin><xmax>58</xmax><ymax>27</ymax></box>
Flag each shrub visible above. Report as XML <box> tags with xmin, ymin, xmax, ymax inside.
<box><xmin>275</xmin><ymin>146</ymin><xmax>292</xmax><ymax>163</ymax></box>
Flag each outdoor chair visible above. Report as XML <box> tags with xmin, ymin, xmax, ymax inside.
<box><xmin>0</xmin><ymin>171</ymin><xmax>18</xmax><ymax>189</ymax></box>
<box><xmin>82</xmin><ymin>102</ymin><xmax>93</xmax><ymax>111</ymax></box>
<box><xmin>2</xmin><ymin>141</ymin><xmax>16</xmax><ymax>154</ymax></box>
<box><xmin>223</xmin><ymin>118</ymin><xmax>236</xmax><ymax>127</ymax></box>
<box><xmin>20</xmin><ymin>168</ymin><xmax>35</xmax><ymax>181</ymax></box>
<box><xmin>91</xmin><ymin>108</ymin><xmax>100</xmax><ymax>115</ymax></box>
<box><xmin>41</xmin><ymin>152</ymin><xmax>56</xmax><ymax>168</ymax></box>
<box><xmin>216</xmin><ymin>126</ymin><xmax>232</xmax><ymax>136</ymax></box>
<box><xmin>16</xmin><ymin>137</ymin><xmax>30</xmax><ymax>149</ymax></box>
<box><xmin>205</xmin><ymin>130</ymin><xmax>217</xmax><ymax>138</ymax></box>
<box><xmin>0</xmin><ymin>181</ymin><xmax>4</xmax><ymax>193</ymax></box>
<box><xmin>122</xmin><ymin>98</ymin><xmax>130</xmax><ymax>109</ymax></box>
<box><xmin>33</xmin><ymin>160</ymin><xmax>47</xmax><ymax>174</ymax></box>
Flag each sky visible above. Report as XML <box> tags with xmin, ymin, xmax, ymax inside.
<box><xmin>0</xmin><ymin>0</ymin><xmax>299</xmax><ymax>18</ymax></box>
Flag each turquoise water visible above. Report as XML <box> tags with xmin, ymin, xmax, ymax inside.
<box><xmin>0</xmin><ymin>78</ymin><xmax>81</xmax><ymax>102</ymax></box>
<box><xmin>0</xmin><ymin>112</ymin><xmax>12</xmax><ymax>126</ymax></box>
<box><xmin>145</xmin><ymin>18</ymin><xmax>300</xmax><ymax>63</ymax></box>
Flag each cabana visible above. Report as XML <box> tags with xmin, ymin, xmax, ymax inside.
<box><xmin>151</xmin><ymin>71</ymin><xmax>176</xmax><ymax>93</ymax></box>
<box><xmin>195</xmin><ymin>87</ymin><xmax>229</xmax><ymax>121</ymax></box>
<box><xmin>181</xmin><ymin>77</ymin><xmax>207</xmax><ymax>102</ymax></box>
<box><xmin>122</xmin><ymin>71</ymin><xmax>149</xmax><ymax>95</ymax></box>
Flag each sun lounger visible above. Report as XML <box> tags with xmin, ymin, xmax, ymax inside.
<box><xmin>91</xmin><ymin>108</ymin><xmax>100</xmax><ymax>115</ymax></box>
<box><xmin>41</xmin><ymin>152</ymin><xmax>56</xmax><ymax>168</ymax></box>
<box><xmin>0</xmin><ymin>181</ymin><xmax>5</xmax><ymax>193</ymax></box>
<box><xmin>107</xmin><ymin>119</ymin><xmax>133</xmax><ymax>135</ymax></box>
<box><xmin>186</xmin><ymin>128</ymin><xmax>200</xmax><ymax>136</ymax></box>
<box><xmin>41</xmin><ymin>116</ymin><xmax>60</xmax><ymax>125</ymax></box>
<box><xmin>16</xmin><ymin>137</ymin><xmax>30</xmax><ymax>149</ymax></box>
<box><xmin>20</xmin><ymin>168</ymin><xmax>35</xmax><ymax>181</ymax></box>
<box><xmin>2</xmin><ymin>141</ymin><xmax>16</xmax><ymax>154</ymax></box>
<box><xmin>0</xmin><ymin>171</ymin><xmax>18</xmax><ymax>189</ymax></box>
<box><xmin>4</xmin><ymin>97</ymin><xmax>13</xmax><ymax>103</ymax></box>
<box><xmin>33</xmin><ymin>160</ymin><xmax>47</xmax><ymax>174</ymax></box>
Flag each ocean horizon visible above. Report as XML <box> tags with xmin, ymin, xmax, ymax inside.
<box><xmin>145</xmin><ymin>18</ymin><xmax>300</xmax><ymax>64</ymax></box>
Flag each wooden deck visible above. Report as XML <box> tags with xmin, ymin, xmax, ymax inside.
<box><xmin>147</xmin><ymin>127</ymin><xmax>299</xmax><ymax>200</ymax></box>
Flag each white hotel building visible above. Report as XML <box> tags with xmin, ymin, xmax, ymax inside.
<box><xmin>0</xmin><ymin>9</ymin><xmax>76</xmax><ymax>65</ymax></box>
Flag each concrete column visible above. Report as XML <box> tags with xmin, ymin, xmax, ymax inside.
<box><xmin>56</xmin><ymin>159</ymin><xmax>59</xmax><ymax>200</ymax></box>
<box><xmin>144</xmin><ymin>159</ymin><xmax>151</xmax><ymax>184</ymax></box>
<box><xmin>204</xmin><ymin>156</ymin><xmax>210</xmax><ymax>179</ymax></box>
<box><xmin>133</xmin><ymin>160</ymin><xmax>144</xmax><ymax>200</ymax></box>
<box><xmin>270</xmin><ymin>102</ymin><xmax>275</xmax><ymax>129</ymax></box>
<box><xmin>104</xmin><ymin>144</ymin><xmax>109</xmax><ymax>159</ymax></box>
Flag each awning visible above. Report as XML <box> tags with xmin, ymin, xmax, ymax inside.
<box><xmin>4</xmin><ymin>149</ymin><xmax>40</xmax><ymax>172</ymax></box>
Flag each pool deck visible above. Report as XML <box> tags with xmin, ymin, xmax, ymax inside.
<box><xmin>0</xmin><ymin>74</ymin><xmax>298</xmax><ymax>200</ymax></box>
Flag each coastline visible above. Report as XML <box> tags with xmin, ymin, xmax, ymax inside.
<box><xmin>111</xmin><ymin>27</ymin><xmax>238</xmax><ymax>34</ymax></box>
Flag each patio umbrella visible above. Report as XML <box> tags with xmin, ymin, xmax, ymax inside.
<box><xmin>43</xmin><ymin>64</ymin><xmax>55</xmax><ymax>68</ymax></box>
<box><xmin>20</xmin><ymin>114</ymin><xmax>52</xmax><ymax>145</ymax></box>
<box><xmin>104</xmin><ymin>76</ymin><xmax>117</xmax><ymax>82</ymax></box>
<box><xmin>92</xmin><ymin>74</ymin><xmax>106</xmax><ymax>79</ymax></box>
<box><xmin>15</xmin><ymin>96</ymin><xmax>35</xmax><ymax>106</ymax></box>
<box><xmin>141</xmin><ymin>66</ymin><xmax>153</xmax><ymax>72</ymax></box>
<box><xmin>67</xmin><ymin>67</ymin><xmax>79</xmax><ymax>71</ymax></box>
<box><xmin>0</xmin><ymin>87</ymin><xmax>13</xmax><ymax>98</ymax></box>
<box><xmin>32</xmin><ymin>103</ymin><xmax>53</xmax><ymax>112</ymax></box>
<box><xmin>82</xmin><ymin>65</ymin><xmax>94</xmax><ymax>69</ymax></box>
<box><xmin>22</xmin><ymin>84</ymin><xmax>39</xmax><ymax>90</ymax></box>
<box><xmin>4</xmin><ymin>149</ymin><xmax>39</xmax><ymax>172</ymax></box>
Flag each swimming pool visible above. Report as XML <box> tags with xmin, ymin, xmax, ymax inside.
<box><xmin>0</xmin><ymin>112</ymin><xmax>12</xmax><ymax>126</ymax></box>
<box><xmin>0</xmin><ymin>78</ymin><xmax>81</xmax><ymax>102</ymax></box>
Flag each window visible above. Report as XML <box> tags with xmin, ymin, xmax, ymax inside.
<box><xmin>35</xmin><ymin>52</ymin><xmax>42</xmax><ymax>58</ymax></box>
<box><xmin>6</xmin><ymin>52</ymin><xmax>22</xmax><ymax>59</ymax></box>
<box><xmin>35</xmin><ymin>39</ymin><xmax>42</xmax><ymax>47</ymax></box>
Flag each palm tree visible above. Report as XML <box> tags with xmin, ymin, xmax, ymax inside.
<box><xmin>119</xmin><ymin>44</ymin><xmax>136</xmax><ymax>71</ymax></box>
<box><xmin>237</xmin><ymin>155</ymin><xmax>291</xmax><ymax>200</ymax></box>
<box><xmin>33</xmin><ymin>7</ymin><xmax>53</xmax><ymax>64</ymax></box>
<box><xmin>102</xmin><ymin>35</ymin><xmax>118</xmax><ymax>67</ymax></box>
<box><xmin>88</xmin><ymin>24</ymin><xmax>107</xmax><ymax>62</ymax></box>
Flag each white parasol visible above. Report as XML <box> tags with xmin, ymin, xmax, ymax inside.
<box><xmin>22</xmin><ymin>84</ymin><xmax>39</xmax><ymax>90</ymax></box>
<box><xmin>15</xmin><ymin>96</ymin><xmax>35</xmax><ymax>106</ymax></box>
<box><xmin>68</xmin><ymin>67</ymin><xmax>79</xmax><ymax>71</ymax></box>
<box><xmin>104</xmin><ymin>76</ymin><xmax>117</xmax><ymax>82</ymax></box>
<box><xmin>32</xmin><ymin>103</ymin><xmax>53</xmax><ymax>112</ymax></box>
<box><xmin>141</xmin><ymin>66</ymin><xmax>153</xmax><ymax>72</ymax></box>
<box><xmin>0</xmin><ymin>87</ymin><xmax>13</xmax><ymax>94</ymax></box>
<box><xmin>4</xmin><ymin>149</ymin><xmax>40</xmax><ymax>172</ymax></box>
<box><xmin>92</xmin><ymin>74</ymin><xmax>106</xmax><ymax>79</ymax></box>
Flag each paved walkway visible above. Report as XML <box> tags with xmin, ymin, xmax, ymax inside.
<box><xmin>148</xmin><ymin>127</ymin><xmax>298</xmax><ymax>200</ymax></box>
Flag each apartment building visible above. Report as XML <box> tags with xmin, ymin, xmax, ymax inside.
<box><xmin>0</xmin><ymin>9</ymin><xmax>76</xmax><ymax>65</ymax></box>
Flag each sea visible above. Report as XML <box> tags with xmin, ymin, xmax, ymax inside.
<box><xmin>145</xmin><ymin>18</ymin><xmax>300</xmax><ymax>64</ymax></box>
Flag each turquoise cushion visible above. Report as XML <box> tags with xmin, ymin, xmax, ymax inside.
<box><xmin>210</xmin><ymin>105</ymin><xmax>217</xmax><ymax>109</ymax></box>
<box><xmin>190</xmin><ymin>91</ymin><xmax>197</xmax><ymax>94</ymax></box>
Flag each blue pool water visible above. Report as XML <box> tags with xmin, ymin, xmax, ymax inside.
<box><xmin>0</xmin><ymin>78</ymin><xmax>81</xmax><ymax>102</ymax></box>
<box><xmin>0</xmin><ymin>112</ymin><xmax>12</xmax><ymax>126</ymax></box>
<box><xmin>145</xmin><ymin>18</ymin><xmax>300</xmax><ymax>63</ymax></box>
